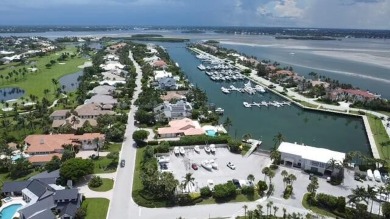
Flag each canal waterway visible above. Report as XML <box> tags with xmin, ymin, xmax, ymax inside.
<box><xmin>157</xmin><ymin>42</ymin><xmax>371</xmax><ymax>155</ymax></box>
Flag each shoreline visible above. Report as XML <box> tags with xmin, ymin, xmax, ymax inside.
<box><xmin>190</xmin><ymin>46</ymin><xmax>383</xmax><ymax>159</ymax></box>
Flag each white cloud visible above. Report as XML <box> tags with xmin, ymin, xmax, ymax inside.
<box><xmin>274</xmin><ymin>0</ymin><xmax>303</xmax><ymax>18</ymax></box>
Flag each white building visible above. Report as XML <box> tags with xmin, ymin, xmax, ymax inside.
<box><xmin>278</xmin><ymin>142</ymin><xmax>345</xmax><ymax>175</ymax></box>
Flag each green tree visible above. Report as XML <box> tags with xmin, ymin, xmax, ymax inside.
<box><xmin>382</xmin><ymin>202</ymin><xmax>390</xmax><ymax>219</ymax></box>
<box><xmin>348</xmin><ymin>186</ymin><xmax>368</xmax><ymax>206</ymax></box>
<box><xmin>272</xmin><ymin>132</ymin><xmax>284</xmax><ymax>148</ymax></box>
<box><xmin>74</xmin><ymin>207</ymin><xmax>87</xmax><ymax>219</ymax></box>
<box><xmin>134</xmin><ymin>110</ymin><xmax>155</xmax><ymax>125</ymax></box>
<box><xmin>88</xmin><ymin>176</ymin><xmax>103</xmax><ymax>188</ymax></box>
<box><xmin>243</xmin><ymin>205</ymin><xmax>248</xmax><ymax>218</ymax></box>
<box><xmin>60</xmin><ymin>158</ymin><xmax>94</xmax><ymax>183</ymax></box>
<box><xmin>9</xmin><ymin>157</ymin><xmax>32</xmax><ymax>179</ymax></box>
<box><xmin>45</xmin><ymin>155</ymin><xmax>61</xmax><ymax>172</ymax></box>
<box><xmin>366</xmin><ymin>185</ymin><xmax>377</xmax><ymax>215</ymax></box>
<box><xmin>181</xmin><ymin>173</ymin><xmax>195</xmax><ymax>190</ymax></box>
<box><xmin>132</xmin><ymin>130</ymin><xmax>149</xmax><ymax>145</ymax></box>
<box><xmin>247</xmin><ymin>174</ymin><xmax>255</xmax><ymax>182</ymax></box>
<box><xmin>257</xmin><ymin>180</ymin><xmax>268</xmax><ymax>196</ymax></box>
<box><xmin>61</xmin><ymin>149</ymin><xmax>75</xmax><ymax>162</ymax></box>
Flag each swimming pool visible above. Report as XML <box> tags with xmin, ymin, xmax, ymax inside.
<box><xmin>206</xmin><ymin>130</ymin><xmax>217</xmax><ymax>137</ymax></box>
<box><xmin>0</xmin><ymin>204</ymin><xmax>22</xmax><ymax>219</ymax></box>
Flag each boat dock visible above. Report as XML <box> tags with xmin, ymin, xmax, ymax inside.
<box><xmin>245</xmin><ymin>139</ymin><xmax>262</xmax><ymax>157</ymax></box>
<box><xmin>243</xmin><ymin>101</ymin><xmax>291</xmax><ymax>108</ymax></box>
<box><xmin>362</xmin><ymin>116</ymin><xmax>380</xmax><ymax>159</ymax></box>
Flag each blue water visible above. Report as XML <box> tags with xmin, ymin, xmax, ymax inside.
<box><xmin>59</xmin><ymin>71</ymin><xmax>82</xmax><ymax>92</ymax></box>
<box><xmin>0</xmin><ymin>204</ymin><xmax>22</xmax><ymax>219</ymax></box>
<box><xmin>0</xmin><ymin>87</ymin><xmax>25</xmax><ymax>101</ymax></box>
<box><xmin>206</xmin><ymin>130</ymin><xmax>217</xmax><ymax>137</ymax></box>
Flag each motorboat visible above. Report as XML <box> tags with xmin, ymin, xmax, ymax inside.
<box><xmin>221</xmin><ymin>87</ymin><xmax>230</xmax><ymax>94</ymax></box>
<box><xmin>194</xmin><ymin>145</ymin><xmax>200</xmax><ymax>153</ymax></box>
<box><xmin>215</xmin><ymin>107</ymin><xmax>224</xmax><ymax>114</ymax></box>
<box><xmin>204</xmin><ymin>146</ymin><xmax>211</xmax><ymax>153</ymax></box>
<box><xmin>197</xmin><ymin>64</ymin><xmax>206</xmax><ymax>71</ymax></box>
<box><xmin>209</xmin><ymin>159</ymin><xmax>218</xmax><ymax>169</ymax></box>
<box><xmin>179</xmin><ymin>147</ymin><xmax>185</xmax><ymax>155</ymax></box>
<box><xmin>174</xmin><ymin>147</ymin><xmax>180</xmax><ymax>155</ymax></box>
<box><xmin>201</xmin><ymin>160</ymin><xmax>213</xmax><ymax>170</ymax></box>
<box><xmin>243</xmin><ymin>102</ymin><xmax>252</xmax><ymax>108</ymax></box>
<box><xmin>210</xmin><ymin>144</ymin><xmax>216</xmax><ymax>153</ymax></box>
<box><xmin>255</xmin><ymin>85</ymin><xmax>266</xmax><ymax>93</ymax></box>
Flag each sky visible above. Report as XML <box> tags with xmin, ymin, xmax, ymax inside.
<box><xmin>0</xmin><ymin>0</ymin><xmax>389</xmax><ymax>29</ymax></box>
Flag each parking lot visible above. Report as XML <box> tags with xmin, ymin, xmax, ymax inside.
<box><xmin>164</xmin><ymin>146</ymin><xmax>271</xmax><ymax>191</ymax></box>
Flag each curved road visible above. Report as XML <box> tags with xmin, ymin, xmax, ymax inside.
<box><xmin>107</xmin><ymin>50</ymin><xmax>312</xmax><ymax>219</ymax></box>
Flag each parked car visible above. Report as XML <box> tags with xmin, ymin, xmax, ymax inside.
<box><xmin>227</xmin><ymin>162</ymin><xmax>236</xmax><ymax>170</ymax></box>
<box><xmin>120</xmin><ymin>159</ymin><xmax>125</xmax><ymax>167</ymax></box>
<box><xmin>192</xmin><ymin>163</ymin><xmax>198</xmax><ymax>170</ymax></box>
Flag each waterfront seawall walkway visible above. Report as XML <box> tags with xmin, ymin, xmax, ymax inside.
<box><xmin>362</xmin><ymin>116</ymin><xmax>381</xmax><ymax>158</ymax></box>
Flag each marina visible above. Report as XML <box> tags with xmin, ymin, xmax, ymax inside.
<box><xmin>158</xmin><ymin>42</ymin><xmax>370</xmax><ymax>155</ymax></box>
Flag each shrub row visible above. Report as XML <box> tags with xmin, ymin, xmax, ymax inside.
<box><xmin>167</xmin><ymin>135</ymin><xmax>230</xmax><ymax>146</ymax></box>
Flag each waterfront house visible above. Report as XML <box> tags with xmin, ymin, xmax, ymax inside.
<box><xmin>84</xmin><ymin>94</ymin><xmax>118</xmax><ymax>106</ymax></box>
<box><xmin>157</xmin><ymin>118</ymin><xmax>204</xmax><ymax>138</ymax></box>
<box><xmin>161</xmin><ymin>91</ymin><xmax>188</xmax><ymax>101</ymax></box>
<box><xmin>99</xmin><ymin>61</ymin><xmax>125</xmax><ymax>71</ymax></box>
<box><xmin>154</xmin><ymin>70</ymin><xmax>172</xmax><ymax>81</ymax></box>
<box><xmin>49</xmin><ymin>110</ymin><xmax>71</xmax><ymax>120</ymax></box>
<box><xmin>278</xmin><ymin>142</ymin><xmax>345</xmax><ymax>175</ymax></box>
<box><xmin>143</xmin><ymin>55</ymin><xmax>160</xmax><ymax>64</ymax></box>
<box><xmin>152</xmin><ymin>60</ymin><xmax>167</xmax><ymax>69</ymax></box>
<box><xmin>24</xmin><ymin>133</ymin><xmax>105</xmax><ymax>165</ymax></box>
<box><xmin>154</xmin><ymin>100</ymin><xmax>192</xmax><ymax>121</ymax></box>
<box><xmin>157</xmin><ymin>77</ymin><xmax>177</xmax><ymax>90</ymax></box>
<box><xmin>327</xmin><ymin>88</ymin><xmax>380</xmax><ymax>102</ymax></box>
<box><xmin>1</xmin><ymin>174</ymin><xmax>82</xmax><ymax>219</ymax></box>
<box><xmin>87</xmin><ymin>85</ymin><xmax>116</xmax><ymax>96</ymax></box>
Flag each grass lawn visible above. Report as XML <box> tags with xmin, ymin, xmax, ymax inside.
<box><xmin>0</xmin><ymin>170</ymin><xmax>41</xmax><ymax>190</ymax></box>
<box><xmin>0</xmin><ymin>45</ymin><xmax>86</xmax><ymax>103</ymax></box>
<box><xmin>367</xmin><ymin>114</ymin><xmax>390</xmax><ymax>159</ymax></box>
<box><xmin>93</xmin><ymin>157</ymin><xmax>117</xmax><ymax>174</ymax></box>
<box><xmin>292</xmin><ymin>99</ymin><xmax>318</xmax><ymax>108</ymax></box>
<box><xmin>301</xmin><ymin>193</ymin><xmax>340</xmax><ymax>218</ymax></box>
<box><xmin>104</xmin><ymin>143</ymin><xmax>122</xmax><ymax>153</ymax></box>
<box><xmin>88</xmin><ymin>178</ymin><xmax>114</xmax><ymax>192</ymax></box>
<box><xmin>82</xmin><ymin>198</ymin><xmax>110</xmax><ymax>219</ymax></box>
<box><xmin>378</xmin><ymin>111</ymin><xmax>390</xmax><ymax>117</ymax></box>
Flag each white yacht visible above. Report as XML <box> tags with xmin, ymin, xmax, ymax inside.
<box><xmin>209</xmin><ymin>159</ymin><xmax>218</xmax><ymax>169</ymax></box>
<box><xmin>174</xmin><ymin>147</ymin><xmax>180</xmax><ymax>155</ymax></box>
<box><xmin>204</xmin><ymin>145</ymin><xmax>211</xmax><ymax>153</ymax></box>
<box><xmin>215</xmin><ymin>107</ymin><xmax>224</xmax><ymax>114</ymax></box>
<box><xmin>255</xmin><ymin>85</ymin><xmax>266</xmax><ymax>93</ymax></box>
<box><xmin>197</xmin><ymin>64</ymin><xmax>206</xmax><ymax>71</ymax></box>
<box><xmin>221</xmin><ymin>87</ymin><xmax>230</xmax><ymax>94</ymax></box>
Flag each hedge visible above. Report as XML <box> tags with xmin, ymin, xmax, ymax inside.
<box><xmin>168</xmin><ymin>135</ymin><xmax>230</xmax><ymax>146</ymax></box>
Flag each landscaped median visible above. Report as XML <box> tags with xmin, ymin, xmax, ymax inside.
<box><xmin>88</xmin><ymin>176</ymin><xmax>114</xmax><ymax>192</ymax></box>
<box><xmin>366</xmin><ymin>114</ymin><xmax>390</xmax><ymax>159</ymax></box>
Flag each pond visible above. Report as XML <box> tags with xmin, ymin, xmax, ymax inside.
<box><xmin>59</xmin><ymin>71</ymin><xmax>82</xmax><ymax>92</ymax></box>
<box><xmin>0</xmin><ymin>87</ymin><xmax>25</xmax><ymax>102</ymax></box>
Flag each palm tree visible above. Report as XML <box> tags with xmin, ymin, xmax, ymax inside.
<box><xmin>378</xmin><ymin>185</ymin><xmax>386</xmax><ymax>216</ymax></box>
<box><xmin>270</xmin><ymin>149</ymin><xmax>281</xmax><ymax>165</ymax></box>
<box><xmin>273</xmin><ymin>206</ymin><xmax>279</xmax><ymax>217</ymax></box>
<box><xmin>348</xmin><ymin>186</ymin><xmax>368</xmax><ymax>206</ymax></box>
<box><xmin>247</xmin><ymin>174</ymin><xmax>255</xmax><ymax>182</ymax></box>
<box><xmin>243</xmin><ymin>205</ymin><xmax>248</xmax><ymax>218</ymax></box>
<box><xmin>256</xmin><ymin>204</ymin><xmax>263</xmax><ymax>218</ymax></box>
<box><xmin>367</xmin><ymin>185</ymin><xmax>377</xmax><ymax>215</ymax></box>
<box><xmin>182</xmin><ymin>173</ymin><xmax>195</xmax><ymax>190</ymax></box>
<box><xmin>281</xmin><ymin>170</ymin><xmax>288</xmax><ymax>189</ymax></box>
<box><xmin>268</xmin><ymin>170</ymin><xmax>275</xmax><ymax>185</ymax></box>
<box><xmin>327</xmin><ymin>158</ymin><xmax>342</xmax><ymax>174</ymax></box>
<box><xmin>93</xmin><ymin>137</ymin><xmax>101</xmax><ymax>157</ymax></box>
<box><xmin>272</xmin><ymin>132</ymin><xmax>284</xmax><ymax>148</ymax></box>
<box><xmin>288</xmin><ymin>174</ymin><xmax>297</xmax><ymax>187</ymax></box>
<box><xmin>262</xmin><ymin>167</ymin><xmax>270</xmax><ymax>181</ymax></box>
<box><xmin>282</xmin><ymin>207</ymin><xmax>287</xmax><ymax>219</ymax></box>
<box><xmin>223</xmin><ymin>117</ymin><xmax>232</xmax><ymax>131</ymax></box>
<box><xmin>242</xmin><ymin>133</ymin><xmax>252</xmax><ymax>142</ymax></box>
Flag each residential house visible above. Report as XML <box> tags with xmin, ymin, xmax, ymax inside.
<box><xmin>152</xmin><ymin>60</ymin><xmax>167</xmax><ymax>69</ymax></box>
<box><xmin>99</xmin><ymin>61</ymin><xmax>124</xmax><ymax>71</ymax></box>
<box><xmin>158</xmin><ymin>77</ymin><xmax>177</xmax><ymax>90</ymax></box>
<box><xmin>24</xmin><ymin>133</ymin><xmax>105</xmax><ymax>165</ymax></box>
<box><xmin>327</xmin><ymin>88</ymin><xmax>380</xmax><ymax>102</ymax></box>
<box><xmin>154</xmin><ymin>70</ymin><xmax>172</xmax><ymax>81</ymax></box>
<box><xmin>1</xmin><ymin>173</ymin><xmax>82</xmax><ymax>219</ymax></box>
<box><xmin>154</xmin><ymin>100</ymin><xmax>192</xmax><ymax>121</ymax></box>
<box><xmin>50</xmin><ymin>110</ymin><xmax>71</xmax><ymax>120</ymax></box>
<box><xmin>75</xmin><ymin>103</ymin><xmax>115</xmax><ymax>119</ymax></box>
<box><xmin>88</xmin><ymin>85</ymin><xmax>116</xmax><ymax>96</ymax></box>
<box><xmin>51</xmin><ymin>115</ymin><xmax>97</xmax><ymax>130</ymax></box>
<box><xmin>143</xmin><ymin>55</ymin><xmax>160</xmax><ymax>64</ymax></box>
<box><xmin>102</xmin><ymin>71</ymin><xmax>125</xmax><ymax>81</ymax></box>
<box><xmin>157</xmin><ymin>118</ymin><xmax>204</xmax><ymax>138</ymax></box>
<box><xmin>84</xmin><ymin>94</ymin><xmax>118</xmax><ymax>106</ymax></box>
<box><xmin>161</xmin><ymin>91</ymin><xmax>188</xmax><ymax>101</ymax></box>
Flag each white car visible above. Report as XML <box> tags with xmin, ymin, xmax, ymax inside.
<box><xmin>227</xmin><ymin>162</ymin><xmax>236</xmax><ymax>170</ymax></box>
